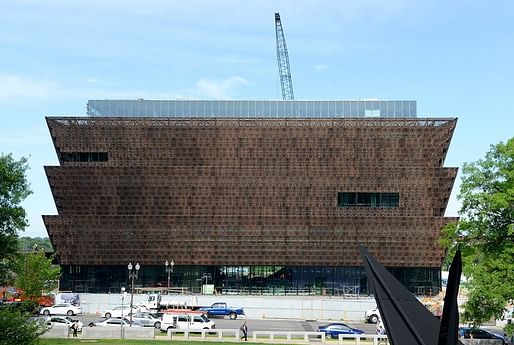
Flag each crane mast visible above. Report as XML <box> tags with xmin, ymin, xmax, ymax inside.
<box><xmin>275</xmin><ymin>12</ymin><xmax>294</xmax><ymax>100</ymax></box>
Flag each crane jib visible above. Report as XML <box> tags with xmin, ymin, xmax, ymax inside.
<box><xmin>275</xmin><ymin>12</ymin><xmax>295</xmax><ymax>101</ymax></box>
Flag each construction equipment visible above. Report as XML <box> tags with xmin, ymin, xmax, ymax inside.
<box><xmin>274</xmin><ymin>12</ymin><xmax>294</xmax><ymax>100</ymax></box>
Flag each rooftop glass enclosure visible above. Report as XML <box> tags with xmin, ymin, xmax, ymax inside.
<box><xmin>87</xmin><ymin>99</ymin><xmax>416</xmax><ymax>118</ymax></box>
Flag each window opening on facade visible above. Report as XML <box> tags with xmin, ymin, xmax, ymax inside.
<box><xmin>62</xmin><ymin>152</ymin><xmax>108</xmax><ymax>162</ymax></box>
<box><xmin>337</xmin><ymin>192</ymin><xmax>399</xmax><ymax>208</ymax></box>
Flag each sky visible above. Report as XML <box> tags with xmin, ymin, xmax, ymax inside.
<box><xmin>1</xmin><ymin>0</ymin><xmax>513</xmax><ymax>238</ymax></box>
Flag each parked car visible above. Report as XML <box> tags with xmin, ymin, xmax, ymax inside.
<box><xmin>123</xmin><ymin>312</ymin><xmax>161</xmax><ymax>328</ymax></box>
<box><xmin>45</xmin><ymin>316</ymin><xmax>84</xmax><ymax>332</ymax></box>
<box><xmin>365</xmin><ymin>307</ymin><xmax>380</xmax><ymax>323</ymax></box>
<box><xmin>102</xmin><ymin>305</ymin><xmax>138</xmax><ymax>318</ymax></box>
<box><xmin>95</xmin><ymin>318</ymin><xmax>143</xmax><ymax>327</ymax></box>
<box><xmin>318</xmin><ymin>322</ymin><xmax>365</xmax><ymax>339</ymax></box>
<box><xmin>40</xmin><ymin>303</ymin><xmax>82</xmax><ymax>316</ymax></box>
<box><xmin>459</xmin><ymin>327</ymin><xmax>507</xmax><ymax>345</ymax></box>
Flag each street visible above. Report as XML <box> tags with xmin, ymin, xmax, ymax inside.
<box><xmin>70</xmin><ymin>314</ymin><xmax>387</xmax><ymax>335</ymax></box>
<box><xmin>61</xmin><ymin>314</ymin><xmax>508</xmax><ymax>341</ymax></box>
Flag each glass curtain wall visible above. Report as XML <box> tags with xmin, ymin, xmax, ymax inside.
<box><xmin>60</xmin><ymin>265</ymin><xmax>440</xmax><ymax>296</ymax></box>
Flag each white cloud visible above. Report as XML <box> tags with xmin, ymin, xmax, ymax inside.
<box><xmin>0</xmin><ymin>73</ymin><xmax>251</xmax><ymax>103</ymax></box>
<box><xmin>314</xmin><ymin>64</ymin><xmax>329</xmax><ymax>71</ymax></box>
<box><xmin>195</xmin><ymin>76</ymin><xmax>249</xmax><ymax>99</ymax></box>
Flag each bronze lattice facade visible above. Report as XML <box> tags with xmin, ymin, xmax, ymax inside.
<box><xmin>44</xmin><ymin>116</ymin><xmax>457</xmax><ymax>294</ymax></box>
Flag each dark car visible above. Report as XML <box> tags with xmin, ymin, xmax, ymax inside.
<box><xmin>318</xmin><ymin>322</ymin><xmax>365</xmax><ymax>339</ymax></box>
<box><xmin>459</xmin><ymin>327</ymin><xmax>507</xmax><ymax>345</ymax></box>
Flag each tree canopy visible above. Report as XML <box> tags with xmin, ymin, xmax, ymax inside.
<box><xmin>0</xmin><ymin>306</ymin><xmax>46</xmax><ymax>345</ymax></box>
<box><xmin>0</xmin><ymin>153</ymin><xmax>32</xmax><ymax>285</ymax></box>
<box><xmin>18</xmin><ymin>236</ymin><xmax>53</xmax><ymax>252</ymax></box>
<box><xmin>15</xmin><ymin>250</ymin><xmax>60</xmax><ymax>299</ymax></box>
<box><xmin>442</xmin><ymin>137</ymin><xmax>514</xmax><ymax>326</ymax></box>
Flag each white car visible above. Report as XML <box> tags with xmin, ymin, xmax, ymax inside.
<box><xmin>95</xmin><ymin>318</ymin><xmax>142</xmax><ymax>327</ymax></box>
<box><xmin>102</xmin><ymin>305</ymin><xmax>139</xmax><ymax>318</ymax></box>
<box><xmin>365</xmin><ymin>307</ymin><xmax>380</xmax><ymax>323</ymax></box>
<box><xmin>124</xmin><ymin>312</ymin><xmax>161</xmax><ymax>328</ymax></box>
<box><xmin>40</xmin><ymin>303</ymin><xmax>82</xmax><ymax>316</ymax></box>
<box><xmin>45</xmin><ymin>316</ymin><xmax>84</xmax><ymax>332</ymax></box>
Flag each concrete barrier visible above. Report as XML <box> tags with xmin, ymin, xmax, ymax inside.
<box><xmin>40</xmin><ymin>327</ymin><xmax>70</xmax><ymax>338</ymax></box>
<box><xmin>82</xmin><ymin>327</ymin><xmax>154</xmax><ymax>339</ymax></box>
<box><xmin>124</xmin><ymin>327</ymin><xmax>155</xmax><ymax>339</ymax></box>
<box><xmin>82</xmin><ymin>327</ymin><xmax>123</xmax><ymax>339</ymax></box>
<box><xmin>338</xmin><ymin>334</ymin><xmax>389</xmax><ymax>345</ymax></box>
<box><xmin>166</xmin><ymin>328</ymin><xmax>239</xmax><ymax>341</ymax></box>
<box><xmin>252</xmin><ymin>331</ymin><xmax>326</xmax><ymax>343</ymax></box>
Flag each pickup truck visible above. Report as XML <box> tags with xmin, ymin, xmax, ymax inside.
<box><xmin>198</xmin><ymin>302</ymin><xmax>244</xmax><ymax>320</ymax></box>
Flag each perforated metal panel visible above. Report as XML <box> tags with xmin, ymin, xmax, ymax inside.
<box><xmin>44</xmin><ymin>117</ymin><xmax>457</xmax><ymax>269</ymax></box>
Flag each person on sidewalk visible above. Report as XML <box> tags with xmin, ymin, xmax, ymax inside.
<box><xmin>71</xmin><ymin>321</ymin><xmax>78</xmax><ymax>337</ymax></box>
<box><xmin>240</xmin><ymin>321</ymin><xmax>248</xmax><ymax>341</ymax></box>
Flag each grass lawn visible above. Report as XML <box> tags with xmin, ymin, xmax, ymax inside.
<box><xmin>38</xmin><ymin>339</ymin><xmax>376</xmax><ymax>345</ymax></box>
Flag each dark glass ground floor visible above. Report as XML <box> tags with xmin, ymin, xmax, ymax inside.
<box><xmin>59</xmin><ymin>265</ymin><xmax>441</xmax><ymax>296</ymax></box>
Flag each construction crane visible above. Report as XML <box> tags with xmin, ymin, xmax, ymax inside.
<box><xmin>274</xmin><ymin>12</ymin><xmax>294</xmax><ymax>100</ymax></box>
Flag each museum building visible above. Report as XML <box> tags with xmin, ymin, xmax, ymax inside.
<box><xmin>44</xmin><ymin>100</ymin><xmax>458</xmax><ymax>294</ymax></box>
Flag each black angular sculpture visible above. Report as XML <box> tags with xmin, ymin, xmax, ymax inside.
<box><xmin>360</xmin><ymin>245</ymin><xmax>463</xmax><ymax>345</ymax></box>
<box><xmin>438</xmin><ymin>249</ymin><xmax>462</xmax><ymax>345</ymax></box>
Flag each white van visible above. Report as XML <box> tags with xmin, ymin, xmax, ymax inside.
<box><xmin>160</xmin><ymin>313</ymin><xmax>216</xmax><ymax>333</ymax></box>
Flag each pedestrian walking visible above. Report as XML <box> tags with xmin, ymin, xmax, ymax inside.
<box><xmin>376</xmin><ymin>317</ymin><xmax>387</xmax><ymax>344</ymax></box>
<box><xmin>71</xmin><ymin>321</ymin><xmax>78</xmax><ymax>337</ymax></box>
<box><xmin>240</xmin><ymin>321</ymin><xmax>248</xmax><ymax>341</ymax></box>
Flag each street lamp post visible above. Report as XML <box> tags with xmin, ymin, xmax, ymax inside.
<box><xmin>201</xmin><ymin>273</ymin><xmax>212</xmax><ymax>294</ymax></box>
<box><xmin>120</xmin><ymin>287</ymin><xmax>126</xmax><ymax>338</ymax></box>
<box><xmin>202</xmin><ymin>273</ymin><xmax>212</xmax><ymax>285</ymax></box>
<box><xmin>165</xmin><ymin>260</ymin><xmax>174</xmax><ymax>292</ymax></box>
<box><xmin>127</xmin><ymin>262</ymin><xmax>140</xmax><ymax>327</ymax></box>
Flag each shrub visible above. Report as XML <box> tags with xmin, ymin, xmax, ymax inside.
<box><xmin>0</xmin><ymin>302</ymin><xmax>46</xmax><ymax>345</ymax></box>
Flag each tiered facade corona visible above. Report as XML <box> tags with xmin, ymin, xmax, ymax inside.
<box><xmin>44</xmin><ymin>101</ymin><xmax>457</xmax><ymax>294</ymax></box>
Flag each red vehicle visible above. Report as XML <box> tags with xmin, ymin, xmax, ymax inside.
<box><xmin>1</xmin><ymin>287</ymin><xmax>54</xmax><ymax>307</ymax></box>
<box><xmin>0</xmin><ymin>287</ymin><xmax>21</xmax><ymax>303</ymax></box>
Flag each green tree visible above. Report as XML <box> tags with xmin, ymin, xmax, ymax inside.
<box><xmin>18</xmin><ymin>237</ymin><xmax>53</xmax><ymax>252</ymax></box>
<box><xmin>0</xmin><ymin>153</ymin><xmax>32</xmax><ymax>285</ymax></box>
<box><xmin>15</xmin><ymin>250</ymin><xmax>60</xmax><ymax>299</ymax></box>
<box><xmin>0</xmin><ymin>304</ymin><xmax>46</xmax><ymax>345</ymax></box>
<box><xmin>441</xmin><ymin>137</ymin><xmax>514</xmax><ymax>326</ymax></box>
